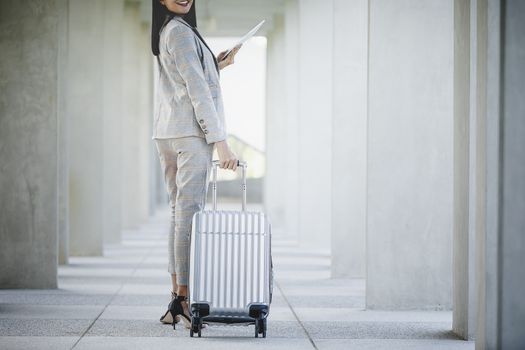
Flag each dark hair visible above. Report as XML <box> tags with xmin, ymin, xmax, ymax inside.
<box><xmin>151</xmin><ymin>0</ymin><xmax>197</xmax><ymax>56</ymax></box>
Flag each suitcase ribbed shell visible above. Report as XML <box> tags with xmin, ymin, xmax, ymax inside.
<box><xmin>189</xmin><ymin>210</ymin><xmax>272</xmax><ymax>316</ymax></box>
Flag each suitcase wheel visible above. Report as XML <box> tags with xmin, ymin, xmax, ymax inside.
<box><xmin>190</xmin><ymin>317</ymin><xmax>202</xmax><ymax>338</ymax></box>
<box><xmin>254</xmin><ymin>319</ymin><xmax>267</xmax><ymax>338</ymax></box>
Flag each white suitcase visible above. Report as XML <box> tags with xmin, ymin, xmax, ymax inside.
<box><xmin>188</xmin><ymin>160</ymin><xmax>273</xmax><ymax>338</ymax></box>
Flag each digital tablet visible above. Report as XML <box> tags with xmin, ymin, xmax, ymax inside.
<box><xmin>221</xmin><ymin>19</ymin><xmax>266</xmax><ymax>59</ymax></box>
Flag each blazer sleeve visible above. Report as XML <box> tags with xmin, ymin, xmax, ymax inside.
<box><xmin>166</xmin><ymin>25</ymin><xmax>227</xmax><ymax>144</ymax></box>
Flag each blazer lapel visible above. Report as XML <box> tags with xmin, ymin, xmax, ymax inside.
<box><xmin>173</xmin><ymin>16</ymin><xmax>220</xmax><ymax>75</ymax></box>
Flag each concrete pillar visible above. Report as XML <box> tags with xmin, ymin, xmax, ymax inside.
<box><xmin>330</xmin><ymin>0</ymin><xmax>368</xmax><ymax>278</ymax></box>
<box><xmin>297</xmin><ymin>0</ymin><xmax>333</xmax><ymax>251</ymax></box>
<box><xmin>58</xmin><ymin>0</ymin><xmax>70</xmax><ymax>265</ymax></box>
<box><xmin>102</xmin><ymin>0</ymin><xmax>124</xmax><ymax>244</ymax></box>
<box><xmin>472</xmin><ymin>0</ymin><xmax>489</xmax><ymax>344</ymax></box>
<box><xmin>472</xmin><ymin>0</ymin><xmax>488</xmax><ymax>341</ymax></box>
<box><xmin>138</xmin><ymin>22</ymin><xmax>154</xmax><ymax>222</ymax></box>
<box><xmin>121</xmin><ymin>1</ymin><xmax>152</xmax><ymax>229</ymax></box>
<box><xmin>264</xmin><ymin>0</ymin><xmax>300</xmax><ymax>241</ymax></box>
<box><xmin>366</xmin><ymin>0</ymin><xmax>454</xmax><ymax>309</ymax></box>
<box><xmin>68</xmin><ymin>0</ymin><xmax>105</xmax><ymax>256</ymax></box>
<box><xmin>265</xmin><ymin>14</ymin><xmax>288</xmax><ymax>237</ymax></box>
<box><xmin>477</xmin><ymin>0</ymin><xmax>525</xmax><ymax>348</ymax></box>
<box><xmin>452</xmin><ymin>0</ymin><xmax>472</xmax><ymax>339</ymax></box>
<box><xmin>0</xmin><ymin>0</ymin><xmax>67</xmax><ymax>288</ymax></box>
<box><xmin>152</xmin><ymin>26</ymin><xmax>165</xmax><ymax>209</ymax></box>
<box><xmin>477</xmin><ymin>1</ymin><xmax>499</xmax><ymax>347</ymax></box>
<box><xmin>494</xmin><ymin>0</ymin><xmax>525</xmax><ymax>344</ymax></box>
<box><xmin>152</xmin><ymin>58</ymin><xmax>168</xmax><ymax>209</ymax></box>
<box><xmin>282</xmin><ymin>0</ymin><xmax>300</xmax><ymax>242</ymax></box>
<box><xmin>453</xmin><ymin>0</ymin><xmax>487</xmax><ymax>340</ymax></box>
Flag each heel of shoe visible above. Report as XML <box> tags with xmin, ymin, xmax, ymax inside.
<box><xmin>169</xmin><ymin>295</ymin><xmax>192</xmax><ymax>330</ymax></box>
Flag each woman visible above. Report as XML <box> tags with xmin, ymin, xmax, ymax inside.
<box><xmin>150</xmin><ymin>0</ymin><xmax>241</xmax><ymax>328</ymax></box>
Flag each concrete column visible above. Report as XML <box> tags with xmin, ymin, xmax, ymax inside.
<box><xmin>152</xmin><ymin>38</ymin><xmax>166</xmax><ymax>209</ymax></box>
<box><xmin>265</xmin><ymin>14</ymin><xmax>287</xmax><ymax>237</ymax></box>
<box><xmin>477</xmin><ymin>1</ymin><xmax>499</xmax><ymax>347</ymax></box>
<box><xmin>330</xmin><ymin>0</ymin><xmax>368</xmax><ymax>278</ymax></box>
<box><xmin>297</xmin><ymin>0</ymin><xmax>333</xmax><ymax>251</ymax></box>
<box><xmin>282</xmin><ymin>0</ymin><xmax>300</xmax><ymax>242</ymax></box>
<box><xmin>121</xmin><ymin>1</ymin><xmax>152</xmax><ymax>228</ymax></box>
<box><xmin>68</xmin><ymin>0</ymin><xmax>105</xmax><ymax>256</ymax></box>
<box><xmin>58</xmin><ymin>0</ymin><xmax>70</xmax><ymax>265</ymax></box>
<box><xmin>0</xmin><ymin>0</ymin><xmax>67</xmax><ymax>288</ymax></box>
<box><xmin>102</xmin><ymin>0</ymin><xmax>124</xmax><ymax>244</ymax></box>
<box><xmin>453</xmin><ymin>0</ymin><xmax>487</xmax><ymax>340</ymax></box>
<box><xmin>495</xmin><ymin>0</ymin><xmax>525</xmax><ymax>344</ymax></box>
<box><xmin>472</xmin><ymin>0</ymin><xmax>489</xmax><ymax>344</ymax></box>
<box><xmin>153</xmin><ymin>107</ymin><xmax>167</xmax><ymax>208</ymax></box>
<box><xmin>138</xmin><ymin>22</ymin><xmax>154</xmax><ymax>222</ymax></box>
<box><xmin>452</xmin><ymin>0</ymin><xmax>472</xmax><ymax>339</ymax></box>
<box><xmin>477</xmin><ymin>0</ymin><xmax>525</xmax><ymax>348</ymax></box>
<box><xmin>366</xmin><ymin>0</ymin><xmax>454</xmax><ymax>309</ymax></box>
<box><xmin>264</xmin><ymin>0</ymin><xmax>300</xmax><ymax>241</ymax></box>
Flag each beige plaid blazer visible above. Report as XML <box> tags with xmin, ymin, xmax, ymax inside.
<box><xmin>152</xmin><ymin>16</ymin><xmax>227</xmax><ymax>144</ymax></box>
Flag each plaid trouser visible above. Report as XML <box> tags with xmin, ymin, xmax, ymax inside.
<box><xmin>154</xmin><ymin>136</ymin><xmax>213</xmax><ymax>285</ymax></box>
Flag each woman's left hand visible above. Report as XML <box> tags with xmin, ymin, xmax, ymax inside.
<box><xmin>217</xmin><ymin>44</ymin><xmax>242</xmax><ymax>70</ymax></box>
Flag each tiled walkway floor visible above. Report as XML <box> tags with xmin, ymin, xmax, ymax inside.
<box><xmin>0</xmin><ymin>207</ymin><xmax>474</xmax><ymax>349</ymax></box>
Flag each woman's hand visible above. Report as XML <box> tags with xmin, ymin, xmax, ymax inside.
<box><xmin>217</xmin><ymin>44</ymin><xmax>242</xmax><ymax>71</ymax></box>
<box><xmin>215</xmin><ymin>140</ymin><xmax>238</xmax><ymax>171</ymax></box>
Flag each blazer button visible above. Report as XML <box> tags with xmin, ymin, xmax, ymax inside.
<box><xmin>199</xmin><ymin>119</ymin><xmax>205</xmax><ymax>124</ymax></box>
<box><xmin>201</xmin><ymin>124</ymin><xmax>207</xmax><ymax>129</ymax></box>
<box><xmin>203</xmin><ymin>130</ymin><xmax>209</xmax><ymax>134</ymax></box>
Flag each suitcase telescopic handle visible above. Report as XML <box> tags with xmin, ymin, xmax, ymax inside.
<box><xmin>211</xmin><ymin>160</ymin><xmax>247</xmax><ymax>211</ymax></box>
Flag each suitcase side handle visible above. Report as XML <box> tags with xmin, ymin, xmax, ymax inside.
<box><xmin>211</xmin><ymin>160</ymin><xmax>247</xmax><ymax>211</ymax></box>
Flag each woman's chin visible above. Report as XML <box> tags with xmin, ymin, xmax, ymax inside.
<box><xmin>173</xmin><ymin>8</ymin><xmax>190</xmax><ymax>15</ymax></box>
<box><xmin>174</xmin><ymin>2</ymin><xmax>192</xmax><ymax>14</ymax></box>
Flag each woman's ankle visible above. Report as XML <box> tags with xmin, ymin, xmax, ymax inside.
<box><xmin>177</xmin><ymin>285</ymin><xmax>188</xmax><ymax>297</ymax></box>
<box><xmin>171</xmin><ymin>273</ymin><xmax>178</xmax><ymax>293</ymax></box>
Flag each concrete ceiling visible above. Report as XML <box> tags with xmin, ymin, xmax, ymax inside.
<box><xmin>195</xmin><ymin>0</ymin><xmax>286</xmax><ymax>37</ymax></box>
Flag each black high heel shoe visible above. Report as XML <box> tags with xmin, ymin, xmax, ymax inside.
<box><xmin>160</xmin><ymin>291</ymin><xmax>180</xmax><ymax>324</ymax></box>
<box><xmin>169</xmin><ymin>295</ymin><xmax>192</xmax><ymax>330</ymax></box>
